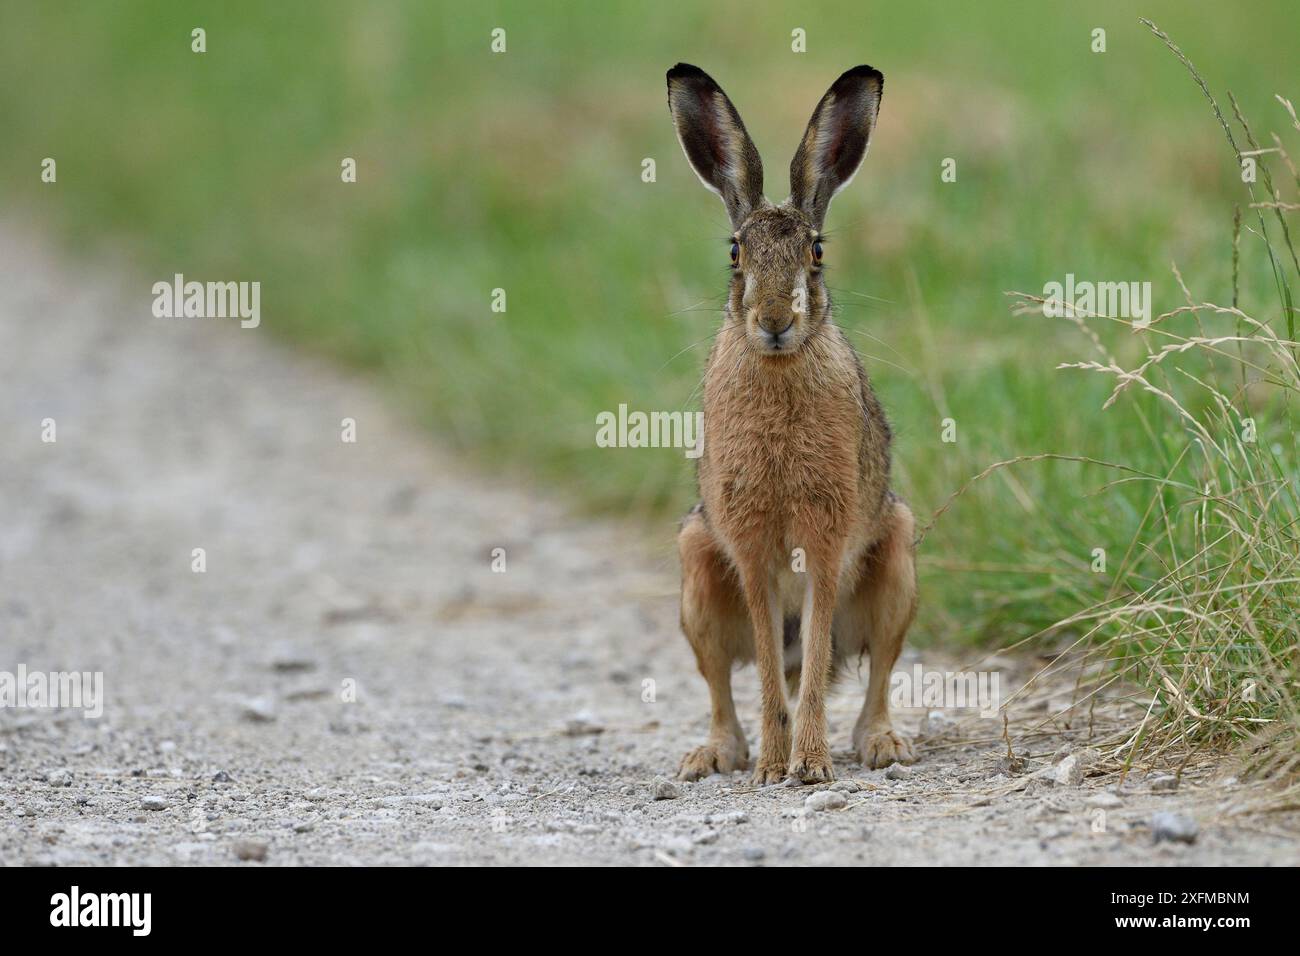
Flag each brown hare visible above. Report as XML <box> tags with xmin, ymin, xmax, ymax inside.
<box><xmin>667</xmin><ymin>63</ymin><xmax>918</xmax><ymax>785</ymax></box>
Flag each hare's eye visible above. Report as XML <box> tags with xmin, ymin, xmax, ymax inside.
<box><xmin>729</xmin><ymin>241</ymin><xmax>740</xmax><ymax>266</ymax></box>
<box><xmin>812</xmin><ymin>240</ymin><xmax>824</xmax><ymax>263</ymax></box>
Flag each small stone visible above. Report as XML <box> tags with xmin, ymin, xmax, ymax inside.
<box><xmin>693</xmin><ymin>828</ymin><xmax>719</xmax><ymax>845</ymax></box>
<box><xmin>741</xmin><ymin>847</ymin><xmax>766</xmax><ymax>862</ymax></box>
<box><xmin>1085</xmin><ymin>791</ymin><xmax>1122</xmax><ymax>809</ymax></box>
<box><xmin>269</xmin><ymin>642</ymin><xmax>317</xmax><ymax>673</ymax></box>
<box><xmin>805</xmin><ymin>790</ymin><xmax>848</xmax><ymax>812</ymax></box>
<box><xmin>1148</xmin><ymin>774</ymin><xmax>1179</xmax><ymax>792</ymax></box>
<box><xmin>830</xmin><ymin>780</ymin><xmax>860</xmax><ymax>793</ymax></box>
<box><xmin>997</xmin><ymin>755</ymin><xmax>1029</xmax><ymax>775</ymax></box>
<box><xmin>1074</xmin><ymin>747</ymin><xmax>1103</xmax><ymax>768</ymax></box>
<box><xmin>1151</xmin><ymin>812</ymin><xmax>1198</xmax><ymax>844</ymax></box>
<box><xmin>884</xmin><ymin>763</ymin><xmax>911</xmax><ymax>780</ymax></box>
<box><xmin>233</xmin><ymin>839</ymin><xmax>269</xmax><ymax>861</ymax></box>
<box><xmin>292</xmin><ymin>821</ymin><xmax>315</xmax><ymax>833</ymax></box>
<box><xmin>919</xmin><ymin>710</ymin><xmax>955</xmax><ymax>735</ymax></box>
<box><xmin>303</xmin><ymin>787</ymin><xmax>329</xmax><ymax>802</ymax></box>
<box><xmin>212</xmin><ymin>770</ymin><xmax>233</xmax><ymax>784</ymax></box>
<box><xmin>240</xmin><ymin>698</ymin><xmax>277</xmax><ymax>723</ymax></box>
<box><xmin>1052</xmin><ymin>754</ymin><xmax>1083</xmax><ymax>787</ymax></box>
<box><xmin>651</xmin><ymin>778</ymin><xmax>680</xmax><ymax>801</ymax></box>
<box><xmin>141</xmin><ymin>795</ymin><xmax>168</xmax><ymax>811</ymax></box>
<box><xmin>703</xmin><ymin>810</ymin><xmax>747</xmax><ymax>825</ymax></box>
<box><xmin>46</xmin><ymin>769</ymin><xmax>73</xmax><ymax>788</ymax></box>
<box><xmin>563</xmin><ymin>712</ymin><xmax>604</xmax><ymax>737</ymax></box>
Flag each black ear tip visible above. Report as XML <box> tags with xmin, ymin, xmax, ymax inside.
<box><xmin>840</xmin><ymin>64</ymin><xmax>884</xmax><ymax>88</ymax></box>
<box><xmin>667</xmin><ymin>62</ymin><xmax>709</xmax><ymax>84</ymax></box>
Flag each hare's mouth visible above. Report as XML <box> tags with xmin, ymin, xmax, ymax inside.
<box><xmin>756</xmin><ymin>322</ymin><xmax>798</xmax><ymax>356</ymax></box>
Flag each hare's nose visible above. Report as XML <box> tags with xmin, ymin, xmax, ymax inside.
<box><xmin>755</xmin><ymin>298</ymin><xmax>794</xmax><ymax>333</ymax></box>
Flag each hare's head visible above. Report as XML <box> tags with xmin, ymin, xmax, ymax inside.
<box><xmin>667</xmin><ymin>63</ymin><xmax>883</xmax><ymax>357</ymax></box>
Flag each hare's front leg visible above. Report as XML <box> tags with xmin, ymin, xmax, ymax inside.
<box><xmin>677</xmin><ymin>508</ymin><xmax>750</xmax><ymax>780</ymax></box>
<box><xmin>787</xmin><ymin>546</ymin><xmax>842</xmax><ymax>783</ymax></box>
<box><xmin>849</xmin><ymin>498</ymin><xmax>919</xmax><ymax>768</ymax></box>
<box><xmin>736</xmin><ymin>560</ymin><xmax>791</xmax><ymax>785</ymax></box>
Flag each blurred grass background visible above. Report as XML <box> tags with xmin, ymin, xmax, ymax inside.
<box><xmin>2</xmin><ymin>0</ymin><xmax>1297</xmax><ymax>647</ymax></box>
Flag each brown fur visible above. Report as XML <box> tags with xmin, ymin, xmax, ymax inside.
<box><xmin>668</xmin><ymin>63</ymin><xmax>917</xmax><ymax>784</ymax></box>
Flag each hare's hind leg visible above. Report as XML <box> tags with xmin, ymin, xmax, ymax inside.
<box><xmin>677</xmin><ymin>506</ymin><xmax>751</xmax><ymax>781</ymax></box>
<box><xmin>839</xmin><ymin>497</ymin><xmax>919</xmax><ymax>768</ymax></box>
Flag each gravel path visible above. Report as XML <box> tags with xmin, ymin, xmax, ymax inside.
<box><xmin>2</xmin><ymin>225</ymin><xmax>1297</xmax><ymax>866</ymax></box>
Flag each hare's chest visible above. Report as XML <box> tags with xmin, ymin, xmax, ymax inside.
<box><xmin>701</xmin><ymin>378</ymin><xmax>861</xmax><ymax>526</ymax></box>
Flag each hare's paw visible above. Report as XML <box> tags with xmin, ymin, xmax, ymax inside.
<box><xmin>750</xmin><ymin>759</ymin><xmax>789</xmax><ymax>787</ymax></box>
<box><xmin>787</xmin><ymin>748</ymin><xmax>834</xmax><ymax>785</ymax></box>
<box><xmin>780</xmin><ymin>749</ymin><xmax>832</xmax><ymax>785</ymax></box>
<box><xmin>858</xmin><ymin>729</ymin><xmax>917</xmax><ymax>769</ymax></box>
<box><xmin>678</xmin><ymin>739</ymin><xmax>748</xmax><ymax>781</ymax></box>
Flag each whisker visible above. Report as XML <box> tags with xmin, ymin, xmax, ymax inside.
<box><xmin>836</xmin><ymin>323</ymin><xmax>907</xmax><ymax>360</ymax></box>
<box><xmin>828</xmin><ymin>285</ymin><xmax>897</xmax><ymax>305</ymax></box>
<box><xmin>664</xmin><ymin>291</ymin><xmax>727</xmax><ymax>318</ymax></box>
<box><xmin>849</xmin><ymin>350</ymin><xmax>917</xmax><ymax>378</ymax></box>
<box><xmin>657</xmin><ymin>328</ymin><xmax>725</xmax><ymax>372</ymax></box>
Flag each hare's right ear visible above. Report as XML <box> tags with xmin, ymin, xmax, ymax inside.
<box><xmin>666</xmin><ymin>64</ymin><xmax>765</xmax><ymax>229</ymax></box>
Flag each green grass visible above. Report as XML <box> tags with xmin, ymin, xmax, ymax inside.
<box><xmin>2</xmin><ymin>2</ymin><xmax>1298</xmax><ymax>772</ymax></box>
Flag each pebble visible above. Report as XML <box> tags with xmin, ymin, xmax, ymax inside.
<box><xmin>269</xmin><ymin>642</ymin><xmax>317</xmax><ymax>673</ymax></box>
<box><xmin>233</xmin><ymin>839</ymin><xmax>269</xmax><ymax>861</ymax></box>
<box><xmin>997</xmin><ymin>755</ymin><xmax>1029</xmax><ymax>775</ymax></box>
<box><xmin>805</xmin><ymin>790</ymin><xmax>848</xmax><ymax>812</ymax></box>
<box><xmin>741</xmin><ymin>847</ymin><xmax>766</xmax><ymax>862</ymax></box>
<box><xmin>1148</xmin><ymin>774</ymin><xmax>1179</xmax><ymax>792</ymax></box>
<box><xmin>651</xmin><ymin>778</ymin><xmax>680</xmax><ymax>801</ymax></box>
<box><xmin>1074</xmin><ymin>747</ymin><xmax>1103</xmax><ymax>768</ymax></box>
<box><xmin>693</xmin><ymin>828</ymin><xmax>719</xmax><ymax>845</ymax></box>
<box><xmin>46</xmin><ymin>769</ymin><xmax>73</xmax><ymax>788</ymax></box>
<box><xmin>1085</xmin><ymin>791</ymin><xmax>1123</xmax><ymax>809</ymax></box>
<box><xmin>1151</xmin><ymin>812</ymin><xmax>1198</xmax><ymax>844</ymax></box>
<box><xmin>240</xmin><ymin>698</ymin><xmax>278</xmax><ymax>723</ymax></box>
<box><xmin>1052</xmin><ymin>754</ymin><xmax>1083</xmax><ymax>787</ymax></box>
<box><xmin>919</xmin><ymin>710</ymin><xmax>955</xmax><ymax>735</ymax></box>
<box><xmin>703</xmin><ymin>810</ymin><xmax>747</xmax><ymax>825</ymax></box>
<box><xmin>303</xmin><ymin>787</ymin><xmax>329</xmax><ymax>802</ymax></box>
<box><xmin>141</xmin><ymin>795</ymin><xmax>168</xmax><ymax>811</ymax></box>
<box><xmin>885</xmin><ymin>763</ymin><xmax>911</xmax><ymax>780</ymax></box>
<box><xmin>563</xmin><ymin>711</ymin><xmax>604</xmax><ymax>737</ymax></box>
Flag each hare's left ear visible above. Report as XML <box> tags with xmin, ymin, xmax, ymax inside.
<box><xmin>788</xmin><ymin>65</ymin><xmax>883</xmax><ymax>230</ymax></box>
